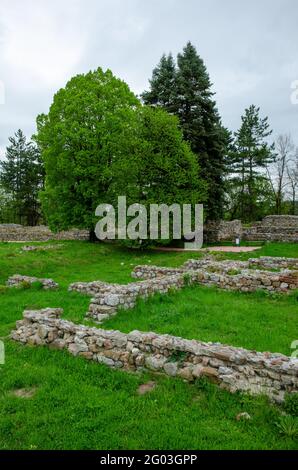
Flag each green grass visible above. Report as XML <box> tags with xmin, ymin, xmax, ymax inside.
<box><xmin>0</xmin><ymin>240</ymin><xmax>297</xmax><ymax>449</ymax></box>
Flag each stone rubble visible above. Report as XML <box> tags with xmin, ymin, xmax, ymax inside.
<box><xmin>7</xmin><ymin>274</ymin><xmax>59</xmax><ymax>290</ymax></box>
<box><xmin>0</xmin><ymin>224</ymin><xmax>89</xmax><ymax>242</ymax></box>
<box><xmin>10</xmin><ymin>308</ymin><xmax>298</xmax><ymax>403</ymax></box>
<box><xmin>21</xmin><ymin>244</ymin><xmax>64</xmax><ymax>252</ymax></box>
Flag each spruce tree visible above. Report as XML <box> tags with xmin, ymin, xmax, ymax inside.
<box><xmin>142</xmin><ymin>42</ymin><xmax>229</xmax><ymax>220</ymax></box>
<box><xmin>0</xmin><ymin>130</ymin><xmax>44</xmax><ymax>225</ymax></box>
<box><xmin>141</xmin><ymin>53</ymin><xmax>177</xmax><ymax>113</ymax></box>
<box><xmin>229</xmin><ymin>105</ymin><xmax>275</xmax><ymax>221</ymax></box>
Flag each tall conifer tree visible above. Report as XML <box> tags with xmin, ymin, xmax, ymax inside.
<box><xmin>229</xmin><ymin>105</ymin><xmax>275</xmax><ymax>221</ymax></box>
<box><xmin>142</xmin><ymin>42</ymin><xmax>229</xmax><ymax>219</ymax></box>
<box><xmin>0</xmin><ymin>129</ymin><xmax>44</xmax><ymax>225</ymax></box>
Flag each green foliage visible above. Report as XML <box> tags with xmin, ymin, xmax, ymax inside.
<box><xmin>19</xmin><ymin>281</ymin><xmax>31</xmax><ymax>290</ymax></box>
<box><xmin>284</xmin><ymin>393</ymin><xmax>298</xmax><ymax>417</ymax></box>
<box><xmin>169</xmin><ymin>351</ymin><xmax>187</xmax><ymax>364</ymax></box>
<box><xmin>183</xmin><ymin>273</ymin><xmax>192</xmax><ymax>286</ymax></box>
<box><xmin>0</xmin><ymin>130</ymin><xmax>44</xmax><ymax>225</ymax></box>
<box><xmin>226</xmin><ymin>105</ymin><xmax>276</xmax><ymax>222</ymax></box>
<box><xmin>35</xmin><ymin>68</ymin><xmax>139</xmax><ymax>232</ymax></box>
<box><xmin>226</xmin><ymin>268</ymin><xmax>241</xmax><ymax>276</ymax></box>
<box><xmin>0</xmin><ymin>285</ymin><xmax>8</xmax><ymax>294</ymax></box>
<box><xmin>36</xmin><ymin>68</ymin><xmax>206</xmax><ymax>243</ymax></box>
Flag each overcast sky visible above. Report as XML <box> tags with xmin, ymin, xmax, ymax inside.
<box><xmin>0</xmin><ymin>0</ymin><xmax>297</xmax><ymax>158</ymax></box>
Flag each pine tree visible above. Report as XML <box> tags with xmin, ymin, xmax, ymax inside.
<box><xmin>229</xmin><ymin>105</ymin><xmax>276</xmax><ymax>221</ymax></box>
<box><xmin>0</xmin><ymin>130</ymin><xmax>44</xmax><ymax>225</ymax></box>
<box><xmin>142</xmin><ymin>42</ymin><xmax>229</xmax><ymax>220</ymax></box>
<box><xmin>141</xmin><ymin>53</ymin><xmax>177</xmax><ymax>113</ymax></box>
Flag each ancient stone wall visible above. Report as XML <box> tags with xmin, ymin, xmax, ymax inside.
<box><xmin>70</xmin><ymin>276</ymin><xmax>185</xmax><ymax>323</ymax></box>
<box><xmin>1</xmin><ymin>215</ymin><xmax>297</xmax><ymax>243</ymax></box>
<box><xmin>11</xmin><ymin>308</ymin><xmax>298</xmax><ymax>403</ymax></box>
<box><xmin>0</xmin><ymin>224</ymin><xmax>89</xmax><ymax>242</ymax></box>
<box><xmin>132</xmin><ymin>266</ymin><xmax>298</xmax><ymax>294</ymax></box>
<box><xmin>204</xmin><ymin>220</ymin><xmax>242</xmax><ymax>243</ymax></box>
<box><xmin>204</xmin><ymin>215</ymin><xmax>298</xmax><ymax>243</ymax></box>
<box><xmin>248</xmin><ymin>257</ymin><xmax>298</xmax><ymax>270</ymax></box>
<box><xmin>68</xmin><ymin>258</ymin><xmax>298</xmax><ymax>323</ymax></box>
<box><xmin>244</xmin><ymin>215</ymin><xmax>298</xmax><ymax>243</ymax></box>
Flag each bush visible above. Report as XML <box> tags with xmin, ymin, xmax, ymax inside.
<box><xmin>19</xmin><ymin>281</ymin><xmax>31</xmax><ymax>289</ymax></box>
<box><xmin>275</xmin><ymin>415</ymin><xmax>298</xmax><ymax>438</ymax></box>
<box><xmin>227</xmin><ymin>269</ymin><xmax>241</xmax><ymax>276</ymax></box>
<box><xmin>284</xmin><ymin>393</ymin><xmax>298</xmax><ymax>417</ymax></box>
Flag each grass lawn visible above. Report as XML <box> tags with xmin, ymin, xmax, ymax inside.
<box><xmin>0</xmin><ymin>240</ymin><xmax>297</xmax><ymax>450</ymax></box>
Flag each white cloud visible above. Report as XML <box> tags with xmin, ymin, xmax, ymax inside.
<box><xmin>1</xmin><ymin>0</ymin><xmax>85</xmax><ymax>89</ymax></box>
<box><xmin>0</xmin><ymin>0</ymin><xmax>297</xmax><ymax>154</ymax></box>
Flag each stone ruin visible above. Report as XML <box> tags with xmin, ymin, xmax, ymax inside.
<box><xmin>9</xmin><ymin>254</ymin><xmax>298</xmax><ymax>402</ymax></box>
<box><xmin>10</xmin><ymin>307</ymin><xmax>298</xmax><ymax>403</ymax></box>
<box><xmin>0</xmin><ymin>224</ymin><xmax>89</xmax><ymax>242</ymax></box>
<box><xmin>21</xmin><ymin>244</ymin><xmax>64</xmax><ymax>252</ymax></box>
<box><xmin>204</xmin><ymin>215</ymin><xmax>298</xmax><ymax>243</ymax></box>
<box><xmin>7</xmin><ymin>274</ymin><xmax>58</xmax><ymax>290</ymax></box>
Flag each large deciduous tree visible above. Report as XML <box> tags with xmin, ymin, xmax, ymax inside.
<box><xmin>35</xmin><ymin>68</ymin><xmax>140</xmax><ymax>234</ymax></box>
<box><xmin>36</xmin><ymin>67</ymin><xmax>206</xmax><ymax>242</ymax></box>
<box><xmin>266</xmin><ymin>134</ymin><xmax>295</xmax><ymax>214</ymax></box>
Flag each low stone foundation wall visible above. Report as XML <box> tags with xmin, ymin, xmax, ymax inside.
<box><xmin>21</xmin><ymin>244</ymin><xmax>64</xmax><ymax>252</ymax></box>
<box><xmin>7</xmin><ymin>274</ymin><xmax>58</xmax><ymax>290</ymax></box>
<box><xmin>134</xmin><ymin>257</ymin><xmax>298</xmax><ymax>279</ymax></box>
<box><xmin>132</xmin><ymin>266</ymin><xmax>185</xmax><ymax>279</ymax></box>
<box><xmin>68</xmin><ymin>261</ymin><xmax>298</xmax><ymax>323</ymax></box>
<box><xmin>244</xmin><ymin>216</ymin><xmax>298</xmax><ymax>243</ymax></box>
<box><xmin>0</xmin><ymin>224</ymin><xmax>89</xmax><ymax>242</ymax></box>
<box><xmin>204</xmin><ymin>220</ymin><xmax>242</xmax><ymax>243</ymax></box>
<box><xmin>10</xmin><ymin>308</ymin><xmax>298</xmax><ymax>402</ymax></box>
<box><xmin>70</xmin><ymin>276</ymin><xmax>185</xmax><ymax>323</ymax></box>
<box><xmin>248</xmin><ymin>257</ymin><xmax>298</xmax><ymax>270</ymax></box>
<box><xmin>205</xmin><ymin>215</ymin><xmax>298</xmax><ymax>243</ymax></box>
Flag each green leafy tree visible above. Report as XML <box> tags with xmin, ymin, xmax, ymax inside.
<box><xmin>225</xmin><ymin>176</ymin><xmax>275</xmax><ymax>221</ymax></box>
<box><xmin>0</xmin><ymin>187</ymin><xmax>15</xmax><ymax>223</ymax></box>
<box><xmin>228</xmin><ymin>105</ymin><xmax>276</xmax><ymax>221</ymax></box>
<box><xmin>142</xmin><ymin>42</ymin><xmax>229</xmax><ymax>220</ymax></box>
<box><xmin>109</xmin><ymin>106</ymin><xmax>207</xmax><ymax>245</ymax></box>
<box><xmin>35</xmin><ymin>68</ymin><xmax>140</xmax><ymax>235</ymax></box>
<box><xmin>0</xmin><ymin>130</ymin><xmax>44</xmax><ymax>225</ymax></box>
<box><xmin>36</xmin><ymin>67</ymin><xmax>206</xmax><ymax>242</ymax></box>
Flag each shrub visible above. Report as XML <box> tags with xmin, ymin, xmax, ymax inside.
<box><xmin>284</xmin><ymin>393</ymin><xmax>298</xmax><ymax>417</ymax></box>
<box><xmin>275</xmin><ymin>415</ymin><xmax>298</xmax><ymax>438</ymax></box>
<box><xmin>19</xmin><ymin>281</ymin><xmax>31</xmax><ymax>289</ymax></box>
<box><xmin>227</xmin><ymin>268</ymin><xmax>241</xmax><ymax>276</ymax></box>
